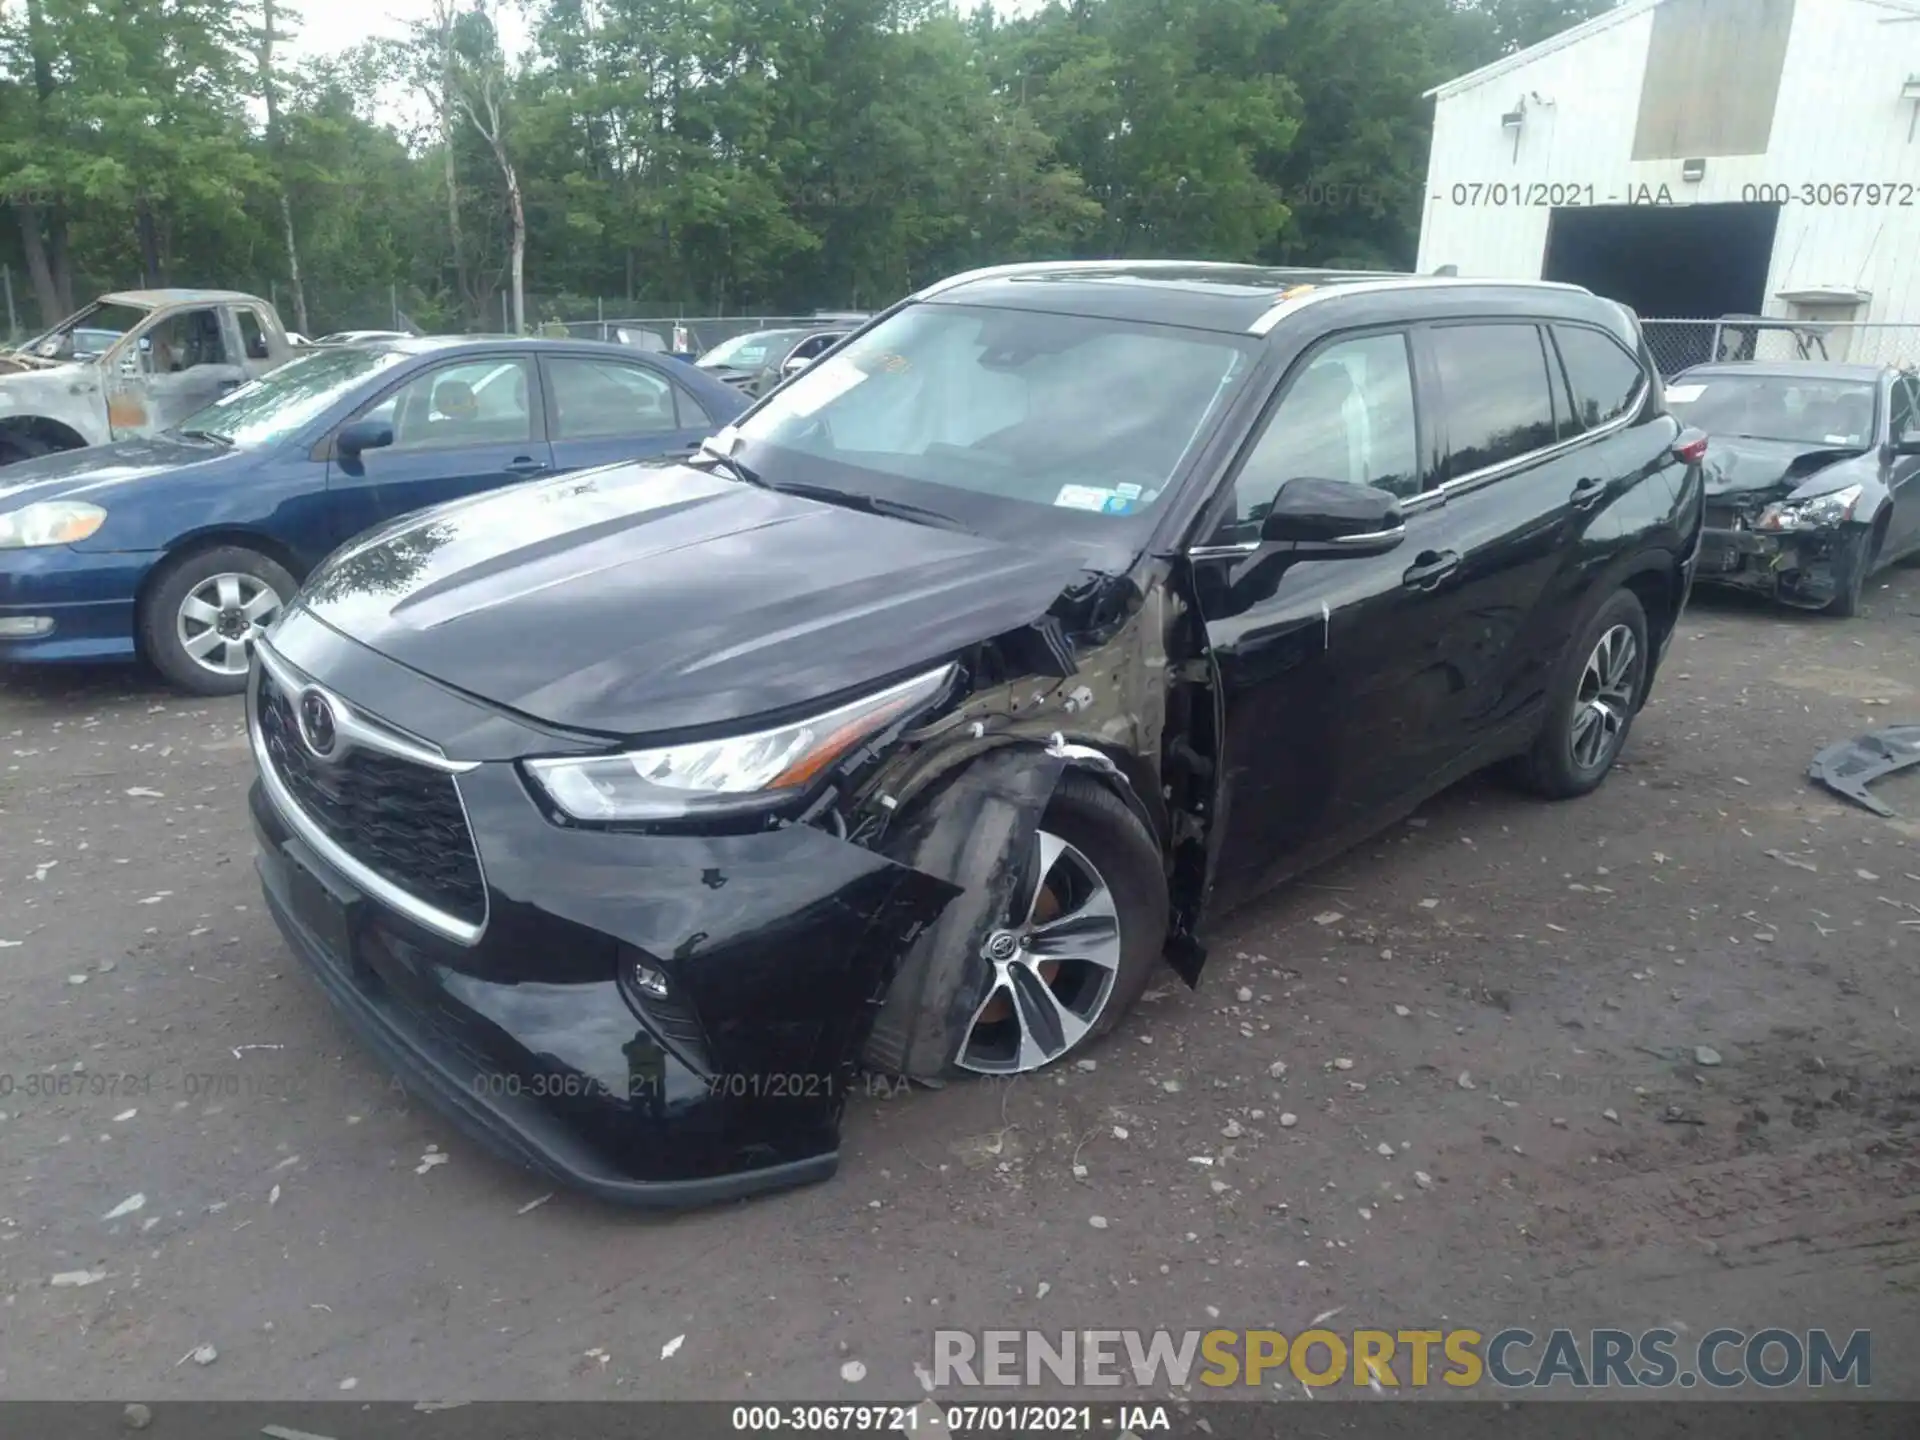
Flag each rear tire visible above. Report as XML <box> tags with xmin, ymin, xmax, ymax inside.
<box><xmin>1512</xmin><ymin>588</ymin><xmax>1649</xmax><ymax>800</ymax></box>
<box><xmin>140</xmin><ymin>546</ymin><xmax>296</xmax><ymax>696</ymax></box>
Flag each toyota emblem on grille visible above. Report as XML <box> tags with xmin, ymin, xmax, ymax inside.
<box><xmin>297</xmin><ymin>688</ymin><xmax>340</xmax><ymax>758</ymax></box>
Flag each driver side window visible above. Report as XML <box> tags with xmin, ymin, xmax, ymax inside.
<box><xmin>1214</xmin><ymin>331</ymin><xmax>1420</xmax><ymax>545</ymax></box>
<box><xmin>358</xmin><ymin>358</ymin><xmax>534</xmax><ymax>452</ymax></box>
<box><xmin>140</xmin><ymin>309</ymin><xmax>230</xmax><ymax>374</ymax></box>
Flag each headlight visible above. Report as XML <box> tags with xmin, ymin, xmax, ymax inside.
<box><xmin>1756</xmin><ymin>484</ymin><xmax>1862</xmax><ymax>533</ymax></box>
<box><xmin>0</xmin><ymin>500</ymin><xmax>107</xmax><ymax>549</ymax></box>
<box><xmin>524</xmin><ymin>665</ymin><xmax>954</xmax><ymax>822</ymax></box>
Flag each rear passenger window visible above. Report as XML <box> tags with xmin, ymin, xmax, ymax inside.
<box><xmin>1892</xmin><ymin>378</ymin><xmax>1917</xmax><ymax>440</ymax></box>
<box><xmin>1554</xmin><ymin>325</ymin><xmax>1645</xmax><ymax>432</ymax></box>
<box><xmin>1217</xmin><ymin>332</ymin><xmax>1420</xmax><ymax>542</ymax></box>
<box><xmin>1428</xmin><ymin>324</ymin><xmax>1558</xmax><ymax>476</ymax></box>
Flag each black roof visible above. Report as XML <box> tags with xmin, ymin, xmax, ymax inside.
<box><xmin>1675</xmin><ymin>360</ymin><xmax>1891</xmax><ymax>383</ymax></box>
<box><xmin>915</xmin><ymin>260</ymin><xmax>1592</xmax><ymax>334</ymax></box>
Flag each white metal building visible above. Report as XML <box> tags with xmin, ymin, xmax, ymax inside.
<box><xmin>1416</xmin><ymin>0</ymin><xmax>1920</xmax><ymax>361</ymax></box>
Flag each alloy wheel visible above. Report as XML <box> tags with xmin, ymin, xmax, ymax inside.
<box><xmin>1569</xmin><ymin>622</ymin><xmax>1638</xmax><ymax>771</ymax></box>
<box><xmin>955</xmin><ymin>828</ymin><xmax>1124</xmax><ymax>1075</ymax></box>
<box><xmin>176</xmin><ymin>572</ymin><xmax>282</xmax><ymax>678</ymax></box>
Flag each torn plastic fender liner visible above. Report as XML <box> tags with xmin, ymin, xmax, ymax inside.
<box><xmin>862</xmin><ymin>746</ymin><xmax>1071</xmax><ymax>1080</ymax></box>
<box><xmin>1808</xmin><ymin>725</ymin><xmax>1920</xmax><ymax>818</ymax></box>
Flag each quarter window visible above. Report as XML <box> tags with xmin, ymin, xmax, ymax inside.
<box><xmin>236</xmin><ymin>308</ymin><xmax>272</xmax><ymax>361</ymax></box>
<box><xmin>1554</xmin><ymin>324</ymin><xmax>1645</xmax><ymax>433</ymax></box>
<box><xmin>1428</xmin><ymin>324</ymin><xmax>1559</xmax><ymax>476</ymax></box>
<box><xmin>1217</xmin><ymin>331</ymin><xmax>1421</xmax><ymax>543</ymax></box>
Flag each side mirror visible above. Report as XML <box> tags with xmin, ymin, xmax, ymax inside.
<box><xmin>336</xmin><ymin>418</ymin><xmax>395</xmax><ymax>459</ymax></box>
<box><xmin>1259</xmin><ymin>477</ymin><xmax>1406</xmax><ymax>554</ymax></box>
<box><xmin>782</xmin><ymin>355</ymin><xmax>814</xmax><ymax>378</ymax></box>
<box><xmin>1895</xmin><ymin>428</ymin><xmax>1920</xmax><ymax>456</ymax></box>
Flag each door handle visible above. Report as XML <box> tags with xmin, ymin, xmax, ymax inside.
<box><xmin>1571</xmin><ymin>476</ymin><xmax>1608</xmax><ymax>509</ymax></box>
<box><xmin>1401</xmin><ymin>550</ymin><xmax>1461</xmax><ymax>590</ymax></box>
<box><xmin>507</xmin><ymin>455</ymin><xmax>550</xmax><ymax>475</ymax></box>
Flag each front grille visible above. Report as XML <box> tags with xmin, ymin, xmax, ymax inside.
<box><xmin>257</xmin><ymin>669</ymin><xmax>486</xmax><ymax>927</ymax></box>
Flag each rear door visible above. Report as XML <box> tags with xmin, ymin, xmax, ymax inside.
<box><xmin>541</xmin><ymin>352</ymin><xmax>716</xmax><ymax>473</ymax></box>
<box><xmin>323</xmin><ymin>354</ymin><xmax>550</xmax><ymax>546</ymax></box>
<box><xmin>1188</xmin><ymin>326</ymin><xmax>1455</xmax><ymax>906</ymax></box>
<box><xmin>1407</xmin><ymin>320</ymin><xmax>1605</xmax><ymax>757</ymax></box>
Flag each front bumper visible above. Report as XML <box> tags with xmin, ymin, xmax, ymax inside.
<box><xmin>0</xmin><ymin>546</ymin><xmax>155</xmax><ymax>663</ymax></box>
<box><xmin>1693</xmin><ymin>521</ymin><xmax>1864</xmax><ymax>610</ymax></box>
<box><xmin>248</xmin><ymin>617</ymin><xmax>959</xmax><ymax>1207</ymax></box>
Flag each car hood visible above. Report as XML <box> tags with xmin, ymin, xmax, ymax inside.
<box><xmin>0</xmin><ymin>433</ymin><xmax>244</xmax><ymax>508</ymax></box>
<box><xmin>295</xmin><ymin>460</ymin><xmax>1096</xmax><ymax>736</ymax></box>
<box><xmin>1702</xmin><ymin>435</ymin><xmax>1871</xmax><ymax>501</ymax></box>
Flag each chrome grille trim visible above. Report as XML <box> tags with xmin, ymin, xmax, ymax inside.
<box><xmin>249</xmin><ymin>640</ymin><xmax>489</xmax><ymax>947</ymax></box>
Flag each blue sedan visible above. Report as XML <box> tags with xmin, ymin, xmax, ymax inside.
<box><xmin>0</xmin><ymin>337</ymin><xmax>747</xmax><ymax>693</ymax></box>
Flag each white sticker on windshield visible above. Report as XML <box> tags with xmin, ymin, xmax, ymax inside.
<box><xmin>1114</xmin><ymin>482</ymin><xmax>1144</xmax><ymax>499</ymax></box>
<box><xmin>1665</xmin><ymin>383</ymin><xmax>1706</xmax><ymax>403</ymax></box>
<box><xmin>782</xmin><ymin>355</ymin><xmax>867</xmax><ymax>416</ymax></box>
<box><xmin>1824</xmin><ymin>434</ymin><xmax>1859</xmax><ymax>446</ymax></box>
<box><xmin>1055</xmin><ymin>484</ymin><xmax>1116</xmax><ymax>512</ymax></box>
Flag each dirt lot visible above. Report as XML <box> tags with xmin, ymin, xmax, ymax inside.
<box><xmin>2</xmin><ymin>567</ymin><xmax>1917</xmax><ymax>1404</ymax></box>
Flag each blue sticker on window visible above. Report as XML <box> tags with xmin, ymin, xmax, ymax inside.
<box><xmin>1103</xmin><ymin>495</ymin><xmax>1134</xmax><ymax>514</ymax></box>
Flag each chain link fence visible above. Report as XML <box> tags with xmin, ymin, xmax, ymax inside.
<box><xmin>1639</xmin><ymin>318</ymin><xmax>1920</xmax><ymax>378</ymax></box>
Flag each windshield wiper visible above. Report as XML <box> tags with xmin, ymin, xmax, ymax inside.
<box><xmin>689</xmin><ymin>437</ymin><xmax>769</xmax><ymax>488</ymax></box>
<box><xmin>768</xmin><ymin>480</ymin><xmax>971</xmax><ymax>533</ymax></box>
<box><xmin>175</xmin><ymin>428</ymin><xmax>233</xmax><ymax>446</ymax></box>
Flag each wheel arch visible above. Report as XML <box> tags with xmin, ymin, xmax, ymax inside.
<box><xmin>0</xmin><ymin>413</ymin><xmax>90</xmax><ymax>456</ymax></box>
<box><xmin>132</xmin><ymin>528</ymin><xmax>306</xmax><ymax>659</ymax></box>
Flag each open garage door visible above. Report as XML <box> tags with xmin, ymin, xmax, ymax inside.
<box><xmin>1543</xmin><ymin>202</ymin><xmax>1780</xmax><ymax>368</ymax></box>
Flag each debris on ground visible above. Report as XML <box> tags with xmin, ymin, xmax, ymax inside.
<box><xmin>102</xmin><ymin>1193</ymin><xmax>145</xmax><ymax>1221</ymax></box>
<box><xmin>661</xmin><ymin>1334</ymin><xmax>686</xmax><ymax>1359</ymax></box>
<box><xmin>177</xmin><ymin>1344</ymin><xmax>218</xmax><ymax>1367</ymax></box>
<box><xmin>1807</xmin><ymin>725</ymin><xmax>1920</xmax><ymax>817</ymax></box>
<box><xmin>1457</xmin><ymin>1071</ymin><xmax>1475</xmax><ymax>1090</ymax></box>
<box><xmin>1313</xmin><ymin>911</ymin><xmax>1344</xmax><ymax>926</ymax></box>
<box><xmin>1089</xmin><ymin>1215</ymin><xmax>1109</xmax><ymax>1229</ymax></box>
<box><xmin>1764</xmin><ymin>849</ymin><xmax>1818</xmax><ymax>872</ymax></box>
<box><xmin>51</xmin><ymin>1269</ymin><xmax>109</xmax><ymax>1287</ymax></box>
<box><xmin>121</xmin><ymin>1404</ymin><xmax>152</xmax><ymax>1430</ymax></box>
<box><xmin>262</xmin><ymin>1427</ymin><xmax>337</xmax><ymax>1440</ymax></box>
<box><xmin>516</xmin><ymin>1193</ymin><xmax>554</xmax><ymax>1215</ymax></box>
<box><xmin>1695</xmin><ymin>1046</ymin><xmax>1723</xmax><ymax>1066</ymax></box>
<box><xmin>1279</xmin><ymin>1113</ymin><xmax>1298</xmax><ymax>1128</ymax></box>
<box><xmin>840</xmin><ymin>1360</ymin><xmax>867</xmax><ymax>1383</ymax></box>
<box><xmin>414</xmin><ymin>1146</ymin><xmax>449</xmax><ymax>1175</ymax></box>
<box><xmin>1603</xmin><ymin>1108</ymin><xmax>1621</xmax><ymax>1124</ymax></box>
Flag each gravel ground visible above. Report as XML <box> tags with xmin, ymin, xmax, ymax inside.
<box><xmin>2</xmin><ymin>566</ymin><xmax>1917</xmax><ymax>1403</ymax></box>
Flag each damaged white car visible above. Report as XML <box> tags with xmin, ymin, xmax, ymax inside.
<box><xmin>0</xmin><ymin>289</ymin><xmax>299</xmax><ymax>466</ymax></box>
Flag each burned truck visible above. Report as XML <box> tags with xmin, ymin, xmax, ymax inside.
<box><xmin>0</xmin><ymin>289</ymin><xmax>298</xmax><ymax>465</ymax></box>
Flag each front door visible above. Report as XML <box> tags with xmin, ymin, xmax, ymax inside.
<box><xmin>1188</xmin><ymin>327</ymin><xmax>1461</xmax><ymax>909</ymax></box>
<box><xmin>108</xmin><ymin>305</ymin><xmax>248</xmax><ymax>438</ymax></box>
<box><xmin>1886</xmin><ymin>375</ymin><xmax>1920</xmax><ymax>560</ymax></box>
<box><xmin>323</xmin><ymin>355</ymin><xmax>552</xmax><ymax>546</ymax></box>
<box><xmin>540</xmin><ymin>352</ymin><xmax>717</xmax><ymax>473</ymax></box>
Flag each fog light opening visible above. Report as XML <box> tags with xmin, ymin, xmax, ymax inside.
<box><xmin>0</xmin><ymin>616</ymin><xmax>54</xmax><ymax>638</ymax></box>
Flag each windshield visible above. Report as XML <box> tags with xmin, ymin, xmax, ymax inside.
<box><xmin>729</xmin><ymin>303</ymin><xmax>1253</xmax><ymax>523</ymax></box>
<box><xmin>699</xmin><ymin>330</ymin><xmax>810</xmax><ymax>369</ymax></box>
<box><xmin>1666</xmin><ymin>374</ymin><xmax>1878</xmax><ymax>448</ymax></box>
<box><xmin>22</xmin><ymin>301</ymin><xmax>151</xmax><ymax>362</ymax></box>
<box><xmin>176</xmin><ymin>346</ymin><xmax>409</xmax><ymax>447</ymax></box>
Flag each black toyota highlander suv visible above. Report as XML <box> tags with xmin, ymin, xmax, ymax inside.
<box><xmin>245</xmin><ymin>261</ymin><xmax>1706</xmax><ymax>1207</ymax></box>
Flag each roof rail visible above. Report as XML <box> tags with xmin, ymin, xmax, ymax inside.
<box><xmin>1248</xmin><ymin>276</ymin><xmax>1594</xmax><ymax>336</ymax></box>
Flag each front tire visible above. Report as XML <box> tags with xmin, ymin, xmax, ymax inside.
<box><xmin>1825</xmin><ymin>524</ymin><xmax>1880</xmax><ymax>617</ymax></box>
<box><xmin>140</xmin><ymin>546</ymin><xmax>295</xmax><ymax>696</ymax></box>
<box><xmin>867</xmin><ymin>769</ymin><xmax>1169</xmax><ymax>1080</ymax></box>
<box><xmin>1513</xmin><ymin>588</ymin><xmax>1649</xmax><ymax>800</ymax></box>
